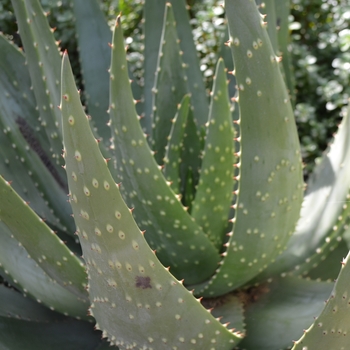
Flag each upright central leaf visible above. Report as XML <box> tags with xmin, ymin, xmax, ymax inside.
<box><xmin>143</xmin><ymin>0</ymin><xmax>209</xmax><ymax>135</ymax></box>
<box><xmin>108</xmin><ymin>15</ymin><xmax>220</xmax><ymax>284</ymax></box>
<box><xmin>191</xmin><ymin>58</ymin><xmax>235</xmax><ymax>250</ymax></box>
<box><xmin>151</xmin><ymin>3</ymin><xmax>189</xmax><ymax>164</ymax></box>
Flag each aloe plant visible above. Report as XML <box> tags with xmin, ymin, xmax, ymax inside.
<box><xmin>1</xmin><ymin>0</ymin><xmax>350</xmax><ymax>349</ymax></box>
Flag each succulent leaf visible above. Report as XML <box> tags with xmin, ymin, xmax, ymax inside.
<box><xmin>143</xmin><ymin>0</ymin><xmax>168</xmax><ymax>134</ymax></box>
<box><xmin>292</xmin><ymin>252</ymin><xmax>350</xmax><ymax>349</ymax></box>
<box><xmin>0</xmin><ymin>283</ymin><xmax>68</xmax><ymax>321</ymax></box>
<box><xmin>259</xmin><ymin>0</ymin><xmax>295</xmax><ymax>103</ymax></box>
<box><xmin>163</xmin><ymin>94</ymin><xmax>190</xmax><ymax>194</ymax></box>
<box><xmin>0</xmin><ymin>175</ymin><xmax>88</xmax><ymax>301</ymax></box>
<box><xmin>168</xmin><ymin>0</ymin><xmax>209</xmax><ymax>129</ymax></box>
<box><xmin>0</xmin><ymin>33</ymin><xmax>74</xmax><ymax>232</ymax></box>
<box><xmin>275</xmin><ymin>0</ymin><xmax>296</xmax><ymax>103</ymax></box>
<box><xmin>193</xmin><ymin>0</ymin><xmax>304</xmax><ymax>297</ymax></box>
<box><xmin>202</xmin><ymin>294</ymin><xmax>246</xmax><ymax>338</ymax></box>
<box><xmin>179</xmin><ymin>108</ymin><xmax>204</xmax><ymax>209</ymax></box>
<box><xmin>10</xmin><ymin>0</ymin><xmax>65</xmax><ymax>175</ymax></box>
<box><xmin>191</xmin><ymin>58</ymin><xmax>235</xmax><ymax>250</ymax></box>
<box><xmin>61</xmin><ymin>48</ymin><xmax>241</xmax><ymax>349</ymax></box>
<box><xmin>1</xmin><ymin>0</ymin><xmax>350</xmax><ymax>347</ymax></box>
<box><xmin>143</xmin><ymin>0</ymin><xmax>208</xmax><ymax>134</ymax></box>
<box><xmin>0</xmin><ymin>289</ymin><xmax>102</xmax><ymax>350</ymax></box>
<box><xmin>240</xmin><ymin>276</ymin><xmax>333</xmax><ymax>350</ymax></box>
<box><xmin>72</xmin><ymin>0</ymin><xmax>111</xmax><ymax>143</ymax></box>
<box><xmin>256</xmin><ymin>104</ymin><xmax>350</xmax><ymax>281</ymax></box>
<box><xmin>0</xmin><ymin>222</ymin><xmax>89</xmax><ymax>319</ymax></box>
<box><xmin>151</xmin><ymin>3</ymin><xmax>189</xmax><ymax>164</ymax></box>
<box><xmin>288</xmin><ymin>205</ymin><xmax>349</xmax><ymax>278</ymax></box>
<box><xmin>306</xmin><ymin>240</ymin><xmax>350</xmax><ymax>281</ymax></box>
<box><xmin>257</xmin><ymin>0</ymin><xmax>278</xmax><ymax>54</ymax></box>
<box><xmin>217</xmin><ymin>27</ymin><xmax>238</xmax><ymax>110</ymax></box>
<box><xmin>109</xmin><ymin>15</ymin><xmax>220</xmax><ymax>284</ymax></box>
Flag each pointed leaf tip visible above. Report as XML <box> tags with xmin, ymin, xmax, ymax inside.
<box><xmin>116</xmin><ymin>14</ymin><xmax>121</xmax><ymax>27</ymax></box>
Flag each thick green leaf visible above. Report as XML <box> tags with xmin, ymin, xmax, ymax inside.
<box><xmin>168</xmin><ymin>0</ymin><xmax>209</xmax><ymax>128</ymax></box>
<box><xmin>257</xmin><ymin>0</ymin><xmax>295</xmax><ymax>102</ymax></box>
<box><xmin>73</xmin><ymin>0</ymin><xmax>143</xmax><ymax>146</ymax></box>
<box><xmin>194</xmin><ymin>0</ymin><xmax>303</xmax><ymax>297</ymax></box>
<box><xmin>151</xmin><ymin>3</ymin><xmax>189</xmax><ymax>164</ymax></box>
<box><xmin>0</xmin><ymin>175</ymin><xmax>88</xmax><ymax>301</ymax></box>
<box><xmin>0</xmin><ymin>316</ymin><xmax>102</xmax><ymax>350</ymax></box>
<box><xmin>191</xmin><ymin>58</ymin><xmax>235</xmax><ymax>250</ymax></box>
<box><xmin>72</xmin><ymin>0</ymin><xmax>111</xmax><ymax>143</ymax></box>
<box><xmin>179</xmin><ymin>108</ymin><xmax>204</xmax><ymax>210</ymax></box>
<box><xmin>0</xmin><ymin>284</ymin><xmax>102</xmax><ymax>349</ymax></box>
<box><xmin>288</xmin><ymin>203</ymin><xmax>349</xmax><ymax>278</ymax></box>
<box><xmin>60</xmin><ymin>46</ymin><xmax>241</xmax><ymax>349</ymax></box>
<box><xmin>0</xmin><ymin>34</ymin><xmax>73</xmax><ymax>232</ymax></box>
<box><xmin>257</xmin><ymin>0</ymin><xmax>278</xmax><ymax>53</ymax></box>
<box><xmin>202</xmin><ymin>294</ymin><xmax>245</xmax><ymax>338</ymax></box>
<box><xmin>0</xmin><ymin>284</ymin><xmax>66</xmax><ymax>321</ymax></box>
<box><xmin>0</xmin><ymin>222</ymin><xmax>89</xmax><ymax>319</ymax></box>
<box><xmin>217</xmin><ymin>26</ymin><xmax>238</xmax><ymax>112</ymax></box>
<box><xmin>10</xmin><ymin>0</ymin><xmax>65</xmax><ymax>175</ymax></box>
<box><xmin>163</xmin><ymin>94</ymin><xmax>190</xmax><ymax>194</ymax></box>
<box><xmin>240</xmin><ymin>277</ymin><xmax>333</xmax><ymax>350</ymax></box>
<box><xmin>306</xmin><ymin>239</ymin><xmax>350</xmax><ymax>281</ymax></box>
<box><xmin>143</xmin><ymin>0</ymin><xmax>167</xmax><ymax>134</ymax></box>
<box><xmin>143</xmin><ymin>0</ymin><xmax>208</xmax><ymax>134</ymax></box>
<box><xmin>275</xmin><ymin>0</ymin><xmax>295</xmax><ymax>102</ymax></box>
<box><xmin>292</xmin><ymin>252</ymin><xmax>350</xmax><ymax>349</ymax></box>
<box><xmin>256</xmin><ymin>104</ymin><xmax>350</xmax><ymax>281</ymax></box>
<box><xmin>109</xmin><ymin>14</ymin><xmax>220</xmax><ymax>284</ymax></box>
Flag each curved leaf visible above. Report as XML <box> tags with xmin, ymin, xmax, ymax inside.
<box><xmin>191</xmin><ymin>58</ymin><xmax>235</xmax><ymax>250</ymax></box>
<box><xmin>109</xmin><ymin>14</ymin><xmax>220</xmax><ymax>284</ymax></box>
<box><xmin>11</xmin><ymin>0</ymin><xmax>65</xmax><ymax>175</ymax></box>
<box><xmin>0</xmin><ymin>222</ymin><xmax>89</xmax><ymax>319</ymax></box>
<box><xmin>60</xmin><ymin>47</ymin><xmax>241</xmax><ymax>349</ymax></box>
<box><xmin>292</xmin><ymin>252</ymin><xmax>350</xmax><ymax>349</ymax></box>
<box><xmin>240</xmin><ymin>276</ymin><xmax>333</xmax><ymax>350</ymax></box>
<box><xmin>0</xmin><ymin>175</ymin><xmax>88</xmax><ymax>300</ymax></box>
<box><xmin>194</xmin><ymin>0</ymin><xmax>303</xmax><ymax>297</ymax></box>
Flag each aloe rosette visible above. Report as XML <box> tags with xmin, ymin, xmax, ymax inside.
<box><xmin>1</xmin><ymin>0</ymin><xmax>350</xmax><ymax>349</ymax></box>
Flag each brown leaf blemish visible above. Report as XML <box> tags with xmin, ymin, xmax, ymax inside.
<box><xmin>135</xmin><ymin>276</ymin><xmax>152</xmax><ymax>289</ymax></box>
